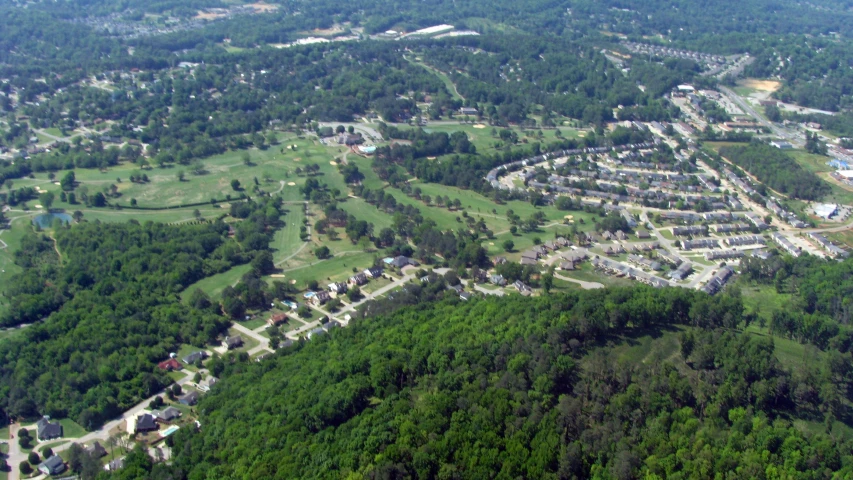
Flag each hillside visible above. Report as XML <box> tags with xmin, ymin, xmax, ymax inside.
<box><xmin>147</xmin><ymin>290</ymin><xmax>853</xmax><ymax>479</ymax></box>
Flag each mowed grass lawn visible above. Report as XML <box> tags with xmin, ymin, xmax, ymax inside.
<box><xmin>26</xmin><ymin>135</ymin><xmax>346</xmax><ymax>209</ymax></box>
<box><xmin>58</xmin><ymin>418</ymin><xmax>87</xmax><ymax>438</ymax></box>
<box><xmin>337</xmin><ymin>197</ymin><xmax>395</xmax><ymax>231</ymax></box>
<box><xmin>270</xmin><ymin>207</ymin><xmax>306</xmax><ymax>264</ymax></box>
<box><xmin>181</xmin><ymin>263</ymin><xmax>253</xmax><ymax>301</ymax></box>
<box><xmin>787</xmin><ymin>150</ymin><xmax>853</xmax><ymax>205</ymax></box>
<box><xmin>273</xmin><ymin>251</ymin><xmax>377</xmax><ymax>289</ymax></box>
<box><xmin>0</xmin><ymin>214</ymin><xmax>30</xmax><ymax>313</ymax></box>
<box><xmin>393</xmin><ymin>123</ymin><xmax>582</xmax><ymax>158</ymax></box>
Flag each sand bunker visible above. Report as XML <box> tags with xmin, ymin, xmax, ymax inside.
<box><xmin>247</xmin><ymin>2</ymin><xmax>278</xmax><ymax>12</ymax></box>
<box><xmin>293</xmin><ymin>158</ymin><xmax>301</xmax><ymax>162</ymax></box>
<box><xmin>738</xmin><ymin>78</ymin><xmax>781</xmax><ymax>92</ymax></box>
<box><xmin>194</xmin><ymin>11</ymin><xmax>225</xmax><ymax>20</ymax></box>
<box><xmin>270</xmin><ymin>274</ymin><xmax>285</xmax><ymax>278</ymax></box>
<box><xmin>329</xmin><ymin>161</ymin><xmax>337</xmax><ymax>165</ymax></box>
<box><xmin>287</xmin><ymin>182</ymin><xmax>296</xmax><ymax>186</ymax></box>
<box><xmin>473</xmin><ymin>124</ymin><xmax>487</xmax><ymax>129</ymax></box>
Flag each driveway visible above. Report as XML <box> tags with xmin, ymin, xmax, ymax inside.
<box><xmin>50</xmin><ymin>370</ymin><xmax>195</xmax><ymax>457</ymax></box>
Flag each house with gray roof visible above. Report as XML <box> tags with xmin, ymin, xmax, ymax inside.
<box><xmin>39</xmin><ymin>455</ymin><xmax>66</xmax><ymax>476</ymax></box>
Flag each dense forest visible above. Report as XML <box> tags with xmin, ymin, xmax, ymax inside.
<box><xmin>719</xmin><ymin>142</ymin><xmax>830</xmax><ymax>201</ymax></box>
<box><xmin>102</xmin><ymin>287</ymin><xmax>853</xmax><ymax>478</ymax></box>
<box><xmin>0</xmin><ymin>198</ymin><xmax>282</xmax><ymax>428</ymax></box>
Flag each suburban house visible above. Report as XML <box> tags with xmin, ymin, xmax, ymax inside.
<box><xmin>85</xmin><ymin>442</ymin><xmax>108</xmax><ymax>459</ymax></box>
<box><xmin>472</xmin><ymin>269</ymin><xmax>489</xmax><ymax>283</ymax></box>
<box><xmin>494</xmin><ymin>256</ymin><xmax>507</xmax><ymax>265</ymax></box>
<box><xmin>106</xmin><ymin>458</ymin><xmax>125</xmax><ymax>472</ymax></box>
<box><xmin>179</xmin><ymin>391</ymin><xmax>200</xmax><ymax>406</ymax></box>
<box><xmin>38</xmin><ymin>455</ymin><xmax>66</xmax><ymax>476</ymax></box>
<box><xmin>310</xmin><ymin>291</ymin><xmax>331</xmax><ymax>305</ymax></box>
<box><xmin>267</xmin><ymin>313</ymin><xmax>288</xmax><ymax>326</ymax></box>
<box><xmin>322</xmin><ymin>320</ymin><xmax>341</xmax><ymax>333</ymax></box>
<box><xmin>157</xmin><ymin>358</ymin><xmax>181</xmax><ymax>371</ymax></box>
<box><xmin>459</xmin><ymin>107</ymin><xmax>478</xmax><ymax>116</ymax></box>
<box><xmin>327</xmin><ymin>282</ymin><xmax>348</xmax><ymax>294</ymax></box>
<box><xmin>182</xmin><ymin>351</ymin><xmax>207</xmax><ymax>365</ymax></box>
<box><xmin>389</xmin><ymin>256</ymin><xmax>417</xmax><ymax>268</ymax></box>
<box><xmin>364</xmin><ymin>267</ymin><xmax>384</xmax><ymax>278</ymax></box>
<box><xmin>154</xmin><ymin>407</ymin><xmax>182</xmax><ymax>423</ymax></box>
<box><xmin>460</xmin><ymin>292</ymin><xmax>473</xmax><ymax>301</ymax></box>
<box><xmin>338</xmin><ymin>133</ymin><xmax>363</xmax><ymax>145</ymax></box>
<box><xmin>307</xmin><ymin>327</ymin><xmax>327</xmax><ymax>339</ymax></box>
<box><xmin>37</xmin><ymin>416</ymin><xmax>63</xmax><ymax>441</ymax></box>
<box><xmin>280</xmin><ymin>339</ymin><xmax>295</xmax><ymax>349</ymax></box>
<box><xmin>198</xmin><ymin>377</ymin><xmax>218</xmax><ymax>392</ymax></box>
<box><xmin>224</xmin><ymin>335</ymin><xmax>244</xmax><ymax>350</ymax></box>
<box><xmin>135</xmin><ymin>413</ymin><xmax>158</xmax><ymax>433</ymax></box>
<box><xmin>521</xmin><ymin>250</ymin><xmax>539</xmax><ymax>261</ymax></box>
<box><xmin>490</xmin><ymin>274</ymin><xmax>507</xmax><ymax>286</ymax></box>
<box><xmin>559</xmin><ymin>261</ymin><xmax>575</xmax><ymax>271</ymax></box>
<box><xmin>513</xmin><ymin>280</ymin><xmax>533</xmax><ymax>296</ymax></box>
<box><xmin>348</xmin><ymin>272</ymin><xmax>368</xmax><ymax>286</ymax></box>
<box><xmin>636</xmin><ymin>230</ymin><xmax>651</xmax><ymax>239</ymax></box>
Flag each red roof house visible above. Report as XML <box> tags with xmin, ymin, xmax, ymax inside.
<box><xmin>157</xmin><ymin>358</ymin><xmax>181</xmax><ymax>371</ymax></box>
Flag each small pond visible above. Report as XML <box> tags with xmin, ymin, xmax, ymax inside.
<box><xmin>32</xmin><ymin>212</ymin><xmax>72</xmax><ymax>229</ymax></box>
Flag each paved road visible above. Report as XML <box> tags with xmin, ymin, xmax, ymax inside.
<box><xmin>282</xmin><ymin>269</ymin><xmax>416</xmax><ymax>340</ymax></box>
<box><xmin>32</xmin><ymin>128</ymin><xmax>72</xmax><ymax>144</ymax></box>
<box><xmin>340</xmin><ymin>268</ymin><xmax>417</xmax><ymax>314</ymax></box>
<box><xmin>7</xmin><ymin>423</ymin><xmax>27</xmax><ymax>480</ymax></box>
<box><xmin>230</xmin><ymin>323</ymin><xmax>273</xmax><ymax>356</ymax></box>
<box><xmin>553</xmin><ymin>273</ymin><xmax>604</xmax><ymax>289</ymax></box>
<box><xmin>43</xmin><ymin>370</ymin><xmax>195</xmax><ymax>463</ymax></box>
<box><xmin>719</xmin><ymin>86</ymin><xmax>803</xmax><ymax>148</ymax></box>
<box><xmin>472</xmin><ymin>284</ymin><xmax>506</xmax><ymax>296</ymax></box>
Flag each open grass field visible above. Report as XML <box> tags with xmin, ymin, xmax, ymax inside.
<box><xmin>181</xmin><ymin>263</ymin><xmax>253</xmax><ymax>300</ymax></box>
<box><xmin>788</xmin><ymin>150</ymin><xmax>853</xmax><ymax>205</ymax></box>
<box><xmin>274</xmin><ymin>251</ymin><xmax>377</xmax><ymax>289</ymax></box>
<box><xmin>394</xmin><ymin>122</ymin><xmax>581</xmax><ymax>158</ymax></box>
<box><xmin>737</xmin><ymin>281</ymin><xmax>821</xmax><ymax>369</ymax></box>
<box><xmin>20</xmin><ymin>136</ymin><xmax>342</xmax><ymax>210</ymax></box>
<box><xmin>337</xmin><ymin>197</ymin><xmax>395</xmax><ymax>231</ymax></box>
<box><xmin>565</xmin><ymin>262</ymin><xmax>634</xmax><ymax>288</ymax></box>
<box><xmin>827</xmin><ymin>229</ymin><xmax>853</xmax><ymax>249</ymax></box>
<box><xmin>239</xmin><ymin>317</ymin><xmax>268</xmax><ymax>331</ymax></box>
<box><xmin>598</xmin><ymin>325</ymin><xmax>686</xmax><ymax>365</ymax></box>
<box><xmin>739</xmin><ymin>282</ymin><xmax>791</xmax><ymax>321</ymax></box>
<box><xmin>744</xmin><ymin>324</ymin><xmax>822</xmax><ymax>370</ymax></box>
<box><xmin>269</xmin><ymin>207</ymin><xmax>306</xmax><ymax>264</ymax></box>
<box><xmin>58</xmin><ymin>418</ymin><xmax>87</xmax><ymax>438</ymax></box>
